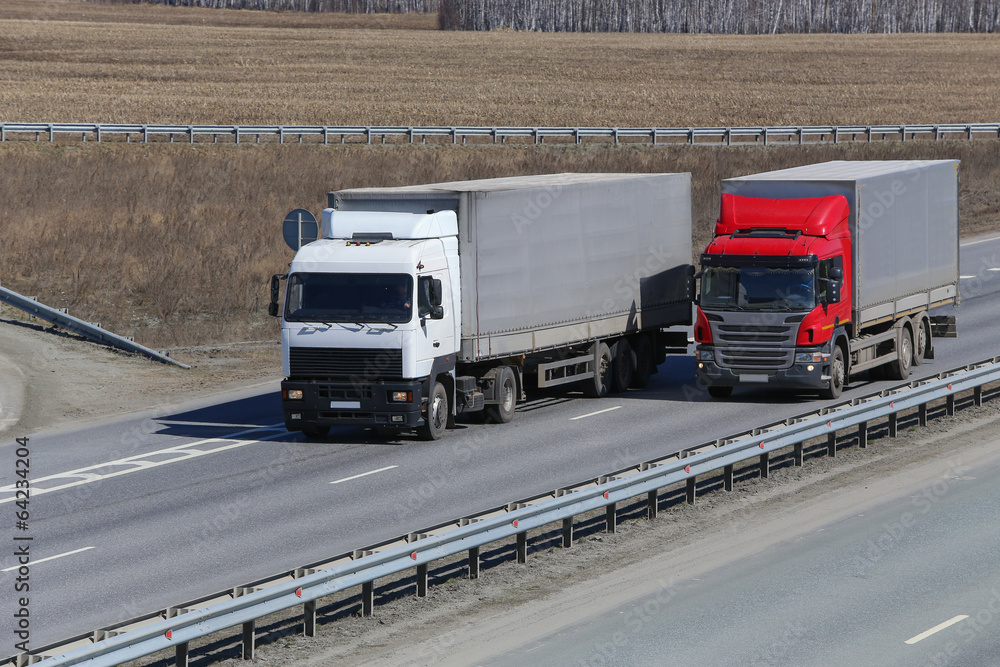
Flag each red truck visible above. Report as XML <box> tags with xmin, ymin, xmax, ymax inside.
<box><xmin>695</xmin><ymin>161</ymin><xmax>959</xmax><ymax>399</ymax></box>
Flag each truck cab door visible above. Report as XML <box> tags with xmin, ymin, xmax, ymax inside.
<box><xmin>417</xmin><ymin>274</ymin><xmax>455</xmax><ymax>361</ymax></box>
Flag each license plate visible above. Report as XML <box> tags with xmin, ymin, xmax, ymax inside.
<box><xmin>740</xmin><ymin>374</ymin><xmax>769</xmax><ymax>384</ymax></box>
<box><xmin>330</xmin><ymin>401</ymin><xmax>361</xmax><ymax>409</ymax></box>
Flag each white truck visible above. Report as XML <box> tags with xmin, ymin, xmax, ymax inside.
<box><xmin>271</xmin><ymin>173</ymin><xmax>693</xmax><ymax>440</ymax></box>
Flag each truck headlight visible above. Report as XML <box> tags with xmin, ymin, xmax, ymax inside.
<box><xmin>696</xmin><ymin>349</ymin><xmax>715</xmax><ymax>361</ymax></box>
<box><xmin>390</xmin><ymin>391</ymin><xmax>413</xmax><ymax>402</ymax></box>
<box><xmin>795</xmin><ymin>352</ymin><xmax>829</xmax><ymax>363</ymax></box>
<box><xmin>285</xmin><ymin>389</ymin><xmax>304</xmax><ymax>400</ymax></box>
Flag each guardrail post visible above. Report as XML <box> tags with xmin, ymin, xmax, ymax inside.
<box><xmin>234</xmin><ymin>126</ymin><xmax>240</xmax><ymax>146</ymax></box>
<box><xmin>827</xmin><ymin>431</ymin><xmax>837</xmax><ymax>457</ymax></box>
<box><xmin>918</xmin><ymin>402</ymin><xmax>928</xmax><ymax>427</ymax></box>
<box><xmin>793</xmin><ymin>442</ymin><xmax>803</xmax><ymax>466</ymax></box>
<box><xmin>175</xmin><ymin>642</ymin><xmax>189</xmax><ymax>667</ymax></box>
<box><xmin>647</xmin><ymin>490</ymin><xmax>658</xmax><ymax>519</ymax></box>
<box><xmin>189</xmin><ymin>126</ymin><xmax>194</xmax><ymax>144</ymax></box>
<box><xmin>416</xmin><ymin>563</ymin><xmax>428</xmax><ymax>597</ymax></box>
<box><xmin>946</xmin><ymin>394</ymin><xmax>956</xmax><ymax>416</ymax></box>
<box><xmin>651</xmin><ymin>127</ymin><xmax>657</xmax><ymax>146</ymax></box>
<box><xmin>888</xmin><ymin>411</ymin><xmax>898</xmax><ymax>437</ymax></box>
<box><xmin>561</xmin><ymin>517</ymin><xmax>573</xmax><ymax>547</ymax></box>
<box><xmin>723</xmin><ymin>464</ymin><xmax>734</xmax><ymax>491</ymax></box>
<box><xmin>858</xmin><ymin>421</ymin><xmax>868</xmax><ymax>448</ymax></box>
<box><xmin>361</xmin><ymin>581</ymin><xmax>374</xmax><ymax>616</ymax></box>
<box><xmin>759</xmin><ymin>452</ymin><xmax>769</xmax><ymax>478</ymax></box>
<box><xmin>468</xmin><ymin>546</ymin><xmax>480</xmax><ymax>579</ymax></box>
<box><xmin>833</xmin><ymin>127</ymin><xmax>839</xmax><ymax>144</ymax></box>
<box><xmin>726</xmin><ymin>128</ymin><xmax>732</xmax><ymax>146</ymax></box>
<box><xmin>242</xmin><ymin>620</ymin><xmax>255</xmax><ymax>659</ymax></box>
<box><xmin>686</xmin><ymin>476</ymin><xmax>697</xmax><ymax>504</ymax></box>
<box><xmin>516</xmin><ymin>531</ymin><xmax>527</xmax><ymax>563</ymax></box>
<box><xmin>606</xmin><ymin>502</ymin><xmax>616</xmax><ymax>533</ymax></box>
<box><xmin>974</xmin><ymin>385</ymin><xmax>983</xmax><ymax>407</ymax></box>
<box><xmin>303</xmin><ymin>600</ymin><xmax>316</xmax><ymax>637</ymax></box>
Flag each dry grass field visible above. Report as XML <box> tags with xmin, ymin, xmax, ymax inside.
<box><xmin>2</xmin><ymin>0</ymin><xmax>1000</xmax><ymax>127</ymax></box>
<box><xmin>2</xmin><ymin>140</ymin><xmax>998</xmax><ymax>349</ymax></box>
<box><xmin>1</xmin><ymin>1</ymin><xmax>999</xmax><ymax>351</ymax></box>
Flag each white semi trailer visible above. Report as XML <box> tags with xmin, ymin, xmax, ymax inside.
<box><xmin>271</xmin><ymin>173</ymin><xmax>693</xmax><ymax>440</ymax></box>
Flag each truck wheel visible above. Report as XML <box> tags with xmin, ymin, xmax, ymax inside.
<box><xmin>583</xmin><ymin>343</ymin><xmax>612</xmax><ymax>398</ymax></box>
<box><xmin>302</xmin><ymin>425</ymin><xmax>329</xmax><ymax>440</ymax></box>
<box><xmin>707</xmin><ymin>386</ymin><xmax>733</xmax><ymax>399</ymax></box>
<box><xmin>913</xmin><ymin>319</ymin><xmax>928</xmax><ymax>366</ymax></box>
<box><xmin>485</xmin><ymin>366</ymin><xmax>517</xmax><ymax>424</ymax></box>
<box><xmin>418</xmin><ymin>381</ymin><xmax>448</xmax><ymax>441</ymax></box>
<box><xmin>887</xmin><ymin>327</ymin><xmax>913</xmax><ymax>381</ymax></box>
<box><xmin>630</xmin><ymin>334</ymin><xmax>655</xmax><ymax>389</ymax></box>
<box><xmin>610</xmin><ymin>339</ymin><xmax>634</xmax><ymax>394</ymax></box>
<box><xmin>820</xmin><ymin>346</ymin><xmax>845</xmax><ymax>399</ymax></box>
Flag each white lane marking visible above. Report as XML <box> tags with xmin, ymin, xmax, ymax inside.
<box><xmin>905</xmin><ymin>615</ymin><xmax>969</xmax><ymax>644</ymax></box>
<box><xmin>2</xmin><ymin>546</ymin><xmax>95</xmax><ymax>572</ymax></box>
<box><xmin>0</xmin><ymin>423</ymin><xmax>286</xmax><ymax>504</ymax></box>
<box><xmin>961</xmin><ymin>234</ymin><xmax>1000</xmax><ymax>247</ymax></box>
<box><xmin>989</xmin><ymin>268</ymin><xmax>1000</xmax><ymax>272</ymax></box>
<box><xmin>570</xmin><ymin>406</ymin><xmax>622</xmax><ymax>421</ymax></box>
<box><xmin>960</xmin><ymin>275</ymin><xmax>976</xmax><ymax>279</ymax></box>
<box><xmin>330</xmin><ymin>465</ymin><xmax>398</xmax><ymax>485</ymax></box>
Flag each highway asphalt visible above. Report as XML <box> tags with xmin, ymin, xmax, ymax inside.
<box><xmin>486</xmin><ymin>446</ymin><xmax>1000</xmax><ymax>667</ymax></box>
<box><xmin>1</xmin><ymin>235</ymin><xmax>999</xmax><ymax>649</ymax></box>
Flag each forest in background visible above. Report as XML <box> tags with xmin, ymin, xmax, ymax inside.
<box><xmin>86</xmin><ymin>0</ymin><xmax>1000</xmax><ymax>32</ymax></box>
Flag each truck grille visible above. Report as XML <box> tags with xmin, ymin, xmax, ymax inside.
<box><xmin>289</xmin><ymin>347</ymin><xmax>402</xmax><ymax>379</ymax></box>
<box><xmin>709</xmin><ymin>315</ymin><xmax>801</xmax><ymax>370</ymax></box>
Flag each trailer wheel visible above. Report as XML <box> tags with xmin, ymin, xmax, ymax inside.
<box><xmin>820</xmin><ymin>346</ymin><xmax>845</xmax><ymax>400</ymax></box>
<box><xmin>418</xmin><ymin>381</ymin><xmax>448</xmax><ymax>441</ymax></box>
<box><xmin>302</xmin><ymin>425</ymin><xmax>329</xmax><ymax>440</ymax></box>
<box><xmin>707</xmin><ymin>386</ymin><xmax>733</xmax><ymax>399</ymax></box>
<box><xmin>887</xmin><ymin>327</ymin><xmax>913</xmax><ymax>381</ymax></box>
<box><xmin>630</xmin><ymin>334</ymin><xmax>655</xmax><ymax>389</ymax></box>
<box><xmin>913</xmin><ymin>319</ymin><xmax>929</xmax><ymax>366</ymax></box>
<box><xmin>610</xmin><ymin>339</ymin><xmax>634</xmax><ymax>394</ymax></box>
<box><xmin>583</xmin><ymin>343</ymin><xmax>612</xmax><ymax>398</ymax></box>
<box><xmin>485</xmin><ymin>366</ymin><xmax>517</xmax><ymax>424</ymax></box>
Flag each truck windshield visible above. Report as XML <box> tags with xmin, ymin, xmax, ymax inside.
<box><xmin>285</xmin><ymin>273</ymin><xmax>413</xmax><ymax>324</ymax></box>
<box><xmin>701</xmin><ymin>266</ymin><xmax>815</xmax><ymax>311</ymax></box>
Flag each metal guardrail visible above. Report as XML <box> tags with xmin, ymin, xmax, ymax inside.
<box><xmin>1</xmin><ymin>122</ymin><xmax>999</xmax><ymax>146</ymax></box>
<box><xmin>14</xmin><ymin>355</ymin><xmax>1000</xmax><ymax>666</ymax></box>
<box><xmin>0</xmin><ymin>285</ymin><xmax>189</xmax><ymax>369</ymax></box>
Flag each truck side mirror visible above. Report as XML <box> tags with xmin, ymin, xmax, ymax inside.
<box><xmin>430</xmin><ymin>279</ymin><xmax>443</xmax><ymax>307</ymax></box>
<box><xmin>430</xmin><ymin>305</ymin><xmax>444</xmax><ymax>320</ymax></box>
<box><xmin>269</xmin><ymin>274</ymin><xmax>284</xmax><ymax>317</ymax></box>
<box><xmin>829</xmin><ymin>267</ymin><xmax>843</xmax><ymax>281</ymax></box>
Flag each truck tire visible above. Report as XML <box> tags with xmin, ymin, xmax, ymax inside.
<box><xmin>485</xmin><ymin>366</ymin><xmax>517</xmax><ymax>424</ymax></box>
<box><xmin>630</xmin><ymin>334</ymin><xmax>655</xmax><ymax>389</ymax></box>
<box><xmin>819</xmin><ymin>346</ymin><xmax>845</xmax><ymax>400</ymax></box>
<box><xmin>707</xmin><ymin>386</ymin><xmax>733</xmax><ymax>399</ymax></box>
<box><xmin>610</xmin><ymin>339</ymin><xmax>634</xmax><ymax>394</ymax></box>
<box><xmin>418</xmin><ymin>381</ymin><xmax>448</xmax><ymax>441</ymax></box>
<box><xmin>583</xmin><ymin>343</ymin><xmax>612</xmax><ymax>398</ymax></box>
<box><xmin>886</xmin><ymin>327</ymin><xmax>913</xmax><ymax>381</ymax></box>
<box><xmin>302</xmin><ymin>425</ymin><xmax>329</xmax><ymax>440</ymax></box>
<box><xmin>913</xmin><ymin>318</ymin><xmax>928</xmax><ymax>366</ymax></box>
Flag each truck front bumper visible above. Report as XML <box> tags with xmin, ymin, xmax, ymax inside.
<box><xmin>282</xmin><ymin>378</ymin><xmax>425</xmax><ymax>431</ymax></box>
<box><xmin>695</xmin><ymin>347</ymin><xmax>830</xmax><ymax>391</ymax></box>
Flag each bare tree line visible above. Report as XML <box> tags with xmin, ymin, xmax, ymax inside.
<box><xmin>438</xmin><ymin>0</ymin><xmax>1000</xmax><ymax>31</ymax></box>
<box><xmin>84</xmin><ymin>0</ymin><xmax>439</xmax><ymax>12</ymax></box>
<box><xmin>85</xmin><ymin>0</ymin><xmax>1000</xmax><ymax>31</ymax></box>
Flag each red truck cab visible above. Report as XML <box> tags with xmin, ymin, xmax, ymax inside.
<box><xmin>695</xmin><ymin>194</ymin><xmax>852</xmax><ymax>398</ymax></box>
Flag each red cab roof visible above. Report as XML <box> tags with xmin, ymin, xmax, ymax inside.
<box><xmin>717</xmin><ymin>193</ymin><xmax>850</xmax><ymax>237</ymax></box>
